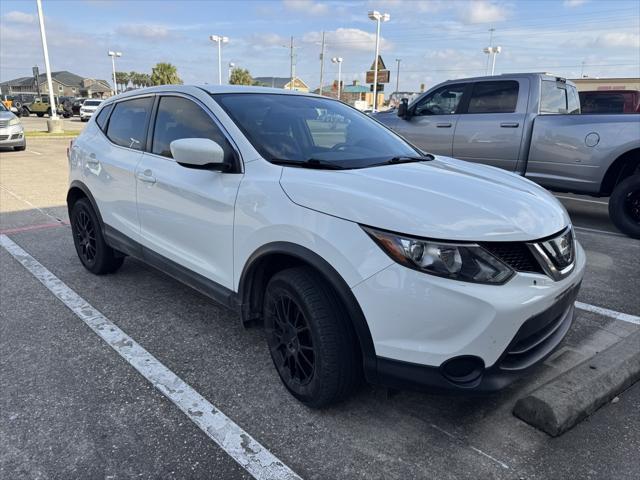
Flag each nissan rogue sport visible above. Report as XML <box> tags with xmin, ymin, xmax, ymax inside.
<box><xmin>67</xmin><ymin>85</ymin><xmax>585</xmax><ymax>407</ymax></box>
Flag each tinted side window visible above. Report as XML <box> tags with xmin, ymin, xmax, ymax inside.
<box><xmin>152</xmin><ymin>96</ymin><xmax>233</xmax><ymax>162</ymax></box>
<box><xmin>414</xmin><ymin>84</ymin><xmax>466</xmax><ymax>116</ymax></box>
<box><xmin>540</xmin><ymin>80</ymin><xmax>579</xmax><ymax>114</ymax></box>
<box><xmin>106</xmin><ymin>97</ymin><xmax>153</xmax><ymax>150</ymax></box>
<box><xmin>467</xmin><ymin>81</ymin><xmax>519</xmax><ymax>114</ymax></box>
<box><xmin>95</xmin><ymin>104</ymin><xmax>113</xmax><ymax>131</ymax></box>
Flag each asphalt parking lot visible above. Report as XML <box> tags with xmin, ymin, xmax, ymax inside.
<box><xmin>1</xmin><ymin>138</ymin><xmax>639</xmax><ymax>479</ymax></box>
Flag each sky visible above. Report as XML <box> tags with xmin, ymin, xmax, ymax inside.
<box><xmin>1</xmin><ymin>0</ymin><xmax>639</xmax><ymax>94</ymax></box>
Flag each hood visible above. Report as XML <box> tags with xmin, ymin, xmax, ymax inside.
<box><xmin>0</xmin><ymin>111</ymin><xmax>16</xmax><ymax>121</ymax></box>
<box><xmin>280</xmin><ymin>156</ymin><xmax>570</xmax><ymax>242</ymax></box>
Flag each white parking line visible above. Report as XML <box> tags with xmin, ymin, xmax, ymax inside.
<box><xmin>575</xmin><ymin>301</ymin><xmax>640</xmax><ymax>326</ymax></box>
<box><xmin>554</xmin><ymin>195</ymin><xmax>608</xmax><ymax>206</ymax></box>
<box><xmin>26</xmin><ymin>149</ymin><xmax>42</xmax><ymax>156</ymax></box>
<box><xmin>574</xmin><ymin>226</ymin><xmax>629</xmax><ymax>238</ymax></box>
<box><xmin>0</xmin><ymin>234</ymin><xmax>301</xmax><ymax>480</ymax></box>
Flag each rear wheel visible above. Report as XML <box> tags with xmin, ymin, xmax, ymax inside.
<box><xmin>263</xmin><ymin>267</ymin><xmax>361</xmax><ymax>408</ymax></box>
<box><xmin>36</xmin><ymin>112</ymin><xmax>44</xmax><ymax>117</ymax></box>
<box><xmin>70</xmin><ymin>198</ymin><xmax>124</xmax><ymax>274</ymax></box>
<box><xmin>609</xmin><ymin>174</ymin><xmax>640</xmax><ymax>239</ymax></box>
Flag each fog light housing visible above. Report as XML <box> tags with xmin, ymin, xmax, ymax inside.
<box><xmin>441</xmin><ymin>356</ymin><xmax>485</xmax><ymax>386</ymax></box>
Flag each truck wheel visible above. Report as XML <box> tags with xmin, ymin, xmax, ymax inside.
<box><xmin>609</xmin><ymin>174</ymin><xmax>640</xmax><ymax>239</ymax></box>
<box><xmin>37</xmin><ymin>113</ymin><xmax>44</xmax><ymax>117</ymax></box>
<box><xmin>263</xmin><ymin>267</ymin><xmax>361</xmax><ymax>408</ymax></box>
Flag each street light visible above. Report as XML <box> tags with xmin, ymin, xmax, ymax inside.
<box><xmin>36</xmin><ymin>0</ymin><xmax>58</xmax><ymax>123</ymax></box>
<box><xmin>209</xmin><ymin>35</ymin><xmax>229</xmax><ymax>85</ymax></box>
<box><xmin>483</xmin><ymin>46</ymin><xmax>502</xmax><ymax>75</ymax></box>
<box><xmin>228</xmin><ymin>62</ymin><xmax>235</xmax><ymax>83</ymax></box>
<box><xmin>331</xmin><ymin>57</ymin><xmax>343</xmax><ymax>101</ymax></box>
<box><xmin>108</xmin><ymin>51</ymin><xmax>122</xmax><ymax>95</ymax></box>
<box><xmin>368</xmin><ymin>10</ymin><xmax>390</xmax><ymax>112</ymax></box>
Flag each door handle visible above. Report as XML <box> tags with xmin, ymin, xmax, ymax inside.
<box><xmin>500</xmin><ymin>122</ymin><xmax>520</xmax><ymax>128</ymax></box>
<box><xmin>436</xmin><ymin>122</ymin><xmax>452</xmax><ymax>128</ymax></box>
<box><xmin>136</xmin><ymin>169</ymin><xmax>156</xmax><ymax>184</ymax></box>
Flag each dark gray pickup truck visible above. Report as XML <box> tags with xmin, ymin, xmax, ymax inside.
<box><xmin>375</xmin><ymin>73</ymin><xmax>640</xmax><ymax>238</ymax></box>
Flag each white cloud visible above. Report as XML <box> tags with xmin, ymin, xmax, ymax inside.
<box><xmin>599</xmin><ymin>32</ymin><xmax>640</xmax><ymax>49</ymax></box>
<box><xmin>303</xmin><ymin>28</ymin><xmax>392</xmax><ymax>52</ymax></box>
<box><xmin>116</xmin><ymin>24</ymin><xmax>172</xmax><ymax>40</ymax></box>
<box><xmin>460</xmin><ymin>1</ymin><xmax>508</xmax><ymax>24</ymax></box>
<box><xmin>563</xmin><ymin>0</ymin><xmax>588</xmax><ymax>7</ymax></box>
<box><xmin>282</xmin><ymin>0</ymin><xmax>329</xmax><ymax>15</ymax></box>
<box><xmin>3</xmin><ymin>11</ymin><xmax>36</xmax><ymax>24</ymax></box>
<box><xmin>250</xmin><ymin>33</ymin><xmax>289</xmax><ymax>47</ymax></box>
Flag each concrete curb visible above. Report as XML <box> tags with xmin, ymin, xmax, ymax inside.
<box><xmin>513</xmin><ymin>329</ymin><xmax>640</xmax><ymax>437</ymax></box>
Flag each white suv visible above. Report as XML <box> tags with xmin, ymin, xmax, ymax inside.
<box><xmin>67</xmin><ymin>86</ymin><xmax>585</xmax><ymax>407</ymax></box>
<box><xmin>79</xmin><ymin>99</ymin><xmax>102</xmax><ymax>121</ymax></box>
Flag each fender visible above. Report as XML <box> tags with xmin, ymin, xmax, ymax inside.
<box><xmin>238</xmin><ymin>241</ymin><xmax>379</xmax><ymax>382</ymax></box>
<box><xmin>67</xmin><ymin>180</ymin><xmax>105</xmax><ymax>233</ymax></box>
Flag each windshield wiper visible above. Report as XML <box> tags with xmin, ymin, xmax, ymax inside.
<box><xmin>376</xmin><ymin>154</ymin><xmax>435</xmax><ymax>166</ymax></box>
<box><xmin>270</xmin><ymin>158</ymin><xmax>347</xmax><ymax>170</ymax></box>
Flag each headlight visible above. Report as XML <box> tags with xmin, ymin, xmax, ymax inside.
<box><xmin>9</xmin><ymin>117</ymin><xmax>20</xmax><ymax>126</ymax></box>
<box><xmin>362</xmin><ymin>226</ymin><xmax>514</xmax><ymax>284</ymax></box>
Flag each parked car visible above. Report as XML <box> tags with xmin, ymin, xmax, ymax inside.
<box><xmin>79</xmin><ymin>99</ymin><xmax>102</xmax><ymax>121</ymax></box>
<box><xmin>0</xmin><ymin>102</ymin><xmax>26</xmax><ymax>151</ymax></box>
<box><xmin>375</xmin><ymin>73</ymin><xmax>640</xmax><ymax>238</ymax></box>
<box><xmin>23</xmin><ymin>96</ymin><xmax>64</xmax><ymax>117</ymax></box>
<box><xmin>579</xmin><ymin>90</ymin><xmax>640</xmax><ymax>114</ymax></box>
<box><xmin>72</xmin><ymin>97</ymin><xmax>87</xmax><ymax>116</ymax></box>
<box><xmin>67</xmin><ymin>85</ymin><xmax>585</xmax><ymax>407</ymax></box>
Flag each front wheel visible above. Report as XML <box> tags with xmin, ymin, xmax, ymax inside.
<box><xmin>263</xmin><ymin>267</ymin><xmax>361</xmax><ymax>408</ymax></box>
<box><xmin>70</xmin><ymin>198</ymin><xmax>124</xmax><ymax>274</ymax></box>
<box><xmin>609</xmin><ymin>174</ymin><xmax>640</xmax><ymax>239</ymax></box>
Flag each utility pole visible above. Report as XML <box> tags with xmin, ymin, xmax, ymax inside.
<box><xmin>368</xmin><ymin>11</ymin><xmax>390</xmax><ymax>112</ymax></box>
<box><xmin>395</xmin><ymin>58</ymin><xmax>401</xmax><ymax>94</ymax></box>
<box><xmin>289</xmin><ymin>36</ymin><xmax>296</xmax><ymax>90</ymax></box>
<box><xmin>318</xmin><ymin>31</ymin><xmax>326</xmax><ymax>96</ymax></box>
<box><xmin>36</xmin><ymin>0</ymin><xmax>60</xmax><ymax>130</ymax></box>
<box><xmin>485</xmin><ymin>28</ymin><xmax>495</xmax><ymax>75</ymax></box>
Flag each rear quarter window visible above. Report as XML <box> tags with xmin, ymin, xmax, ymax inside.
<box><xmin>95</xmin><ymin>104</ymin><xmax>113</xmax><ymax>131</ymax></box>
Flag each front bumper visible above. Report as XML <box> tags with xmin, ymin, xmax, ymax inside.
<box><xmin>80</xmin><ymin>110</ymin><xmax>95</xmax><ymax>120</ymax></box>
<box><xmin>352</xmin><ymin>240</ymin><xmax>586</xmax><ymax>392</ymax></box>
<box><xmin>0</xmin><ymin>125</ymin><xmax>25</xmax><ymax>147</ymax></box>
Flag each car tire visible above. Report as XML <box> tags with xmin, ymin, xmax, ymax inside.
<box><xmin>70</xmin><ymin>198</ymin><xmax>124</xmax><ymax>274</ymax></box>
<box><xmin>609</xmin><ymin>174</ymin><xmax>640</xmax><ymax>239</ymax></box>
<box><xmin>37</xmin><ymin>113</ymin><xmax>44</xmax><ymax>117</ymax></box>
<box><xmin>263</xmin><ymin>267</ymin><xmax>361</xmax><ymax>408</ymax></box>
<box><xmin>13</xmin><ymin>144</ymin><xmax>26</xmax><ymax>151</ymax></box>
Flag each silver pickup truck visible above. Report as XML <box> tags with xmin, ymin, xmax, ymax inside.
<box><xmin>375</xmin><ymin>73</ymin><xmax>640</xmax><ymax>238</ymax></box>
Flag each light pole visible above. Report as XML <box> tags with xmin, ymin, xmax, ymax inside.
<box><xmin>331</xmin><ymin>57</ymin><xmax>343</xmax><ymax>101</ymax></box>
<box><xmin>209</xmin><ymin>35</ymin><xmax>229</xmax><ymax>85</ymax></box>
<box><xmin>108</xmin><ymin>51</ymin><xmax>122</xmax><ymax>95</ymax></box>
<box><xmin>395</xmin><ymin>58</ymin><xmax>401</xmax><ymax>94</ymax></box>
<box><xmin>368</xmin><ymin>10</ymin><xmax>390</xmax><ymax>112</ymax></box>
<box><xmin>483</xmin><ymin>46</ymin><xmax>502</xmax><ymax>75</ymax></box>
<box><xmin>228</xmin><ymin>62</ymin><xmax>235</xmax><ymax>83</ymax></box>
<box><xmin>36</xmin><ymin>0</ymin><xmax>58</xmax><ymax>124</ymax></box>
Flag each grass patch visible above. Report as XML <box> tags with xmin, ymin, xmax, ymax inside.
<box><xmin>25</xmin><ymin>130</ymin><xmax>81</xmax><ymax>138</ymax></box>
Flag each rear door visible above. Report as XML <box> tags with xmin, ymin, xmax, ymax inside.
<box><xmin>84</xmin><ymin>96</ymin><xmax>153</xmax><ymax>243</ymax></box>
<box><xmin>393</xmin><ymin>83</ymin><xmax>468</xmax><ymax>156</ymax></box>
<box><xmin>135</xmin><ymin>94</ymin><xmax>242</xmax><ymax>289</ymax></box>
<box><xmin>452</xmin><ymin>79</ymin><xmax>527</xmax><ymax>171</ymax></box>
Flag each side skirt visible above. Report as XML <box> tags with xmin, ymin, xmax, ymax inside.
<box><xmin>103</xmin><ymin>225</ymin><xmax>240</xmax><ymax>312</ymax></box>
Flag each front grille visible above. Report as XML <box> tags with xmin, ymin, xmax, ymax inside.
<box><xmin>0</xmin><ymin>135</ymin><xmax>9</xmax><ymax>141</ymax></box>
<box><xmin>481</xmin><ymin>242</ymin><xmax>544</xmax><ymax>274</ymax></box>
<box><xmin>0</xmin><ymin>120</ymin><xmax>8</xmax><ymax>128</ymax></box>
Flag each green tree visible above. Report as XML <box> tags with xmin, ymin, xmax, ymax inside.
<box><xmin>129</xmin><ymin>71</ymin><xmax>140</xmax><ymax>88</ymax></box>
<box><xmin>150</xmin><ymin>63</ymin><xmax>182</xmax><ymax>86</ymax></box>
<box><xmin>229</xmin><ymin>67</ymin><xmax>253</xmax><ymax>86</ymax></box>
<box><xmin>114</xmin><ymin>71</ymin><xmax>129</xmax><ymax>91</ymax></box>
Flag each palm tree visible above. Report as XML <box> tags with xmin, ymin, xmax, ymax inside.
<box><xmin>229</xmin><ymin>67</ymin><xmax>254</xmax><ymax>86</ymax></box>
<box><xmin>115</xmin><ymin>71</ymin><xmax>129</xmax><ymax>91</ymax></box>
<box><xmin>151</xmin><ymin>63</ymin><xmax>182</xmax><ymax>86</ymax></box>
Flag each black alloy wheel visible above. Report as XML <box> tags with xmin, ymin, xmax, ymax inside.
<box><xmin>609</xmin><ymin>174</ymin><xmax>640</xmax><ymax>239</ymax></box>
<box><xmin>625</xmin><ymin>190</ymin><xmax>640</xmax><ymax>224</ymax></box>
<box><xmin>74</xmin><ymin>209</ymin><xmax>97</xmax><ymax>266</ymax></box>
<box><xmin>266</xmin><ymin>292</ymin><xmax>316</xmax><ymax>387</ymax></box>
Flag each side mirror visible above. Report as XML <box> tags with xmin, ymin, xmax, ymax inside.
<box><xmin>170</xmin><ymin>138</ymin><xmax>227</xmax><ymax>171</ymax></box>
<box><xmin>397</xmin><ymin>98</ymin><xmax>410</xmax><ymax>119</ymax></box>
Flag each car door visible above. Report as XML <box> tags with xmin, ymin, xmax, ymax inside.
<box><xmin>84</xmin><ymin>96</ymin><xmax>153</xmax><ymax>243</ymax></box>
<box><xmin>135</xmin><ymin>94</ymin><xmax>243</xmax><ymax>290</ymax></box>
<box><xmin>452</xmin><ymin>79</ymin><xmax>527</xmax><ymax>171</ymax></box>
<box><xmin>393</xmin><ymin>83</ymin><xmax>468</xmax><ymax>156</ymax></box>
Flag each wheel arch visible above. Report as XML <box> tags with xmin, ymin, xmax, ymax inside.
<box><xmin>67</xmin><ymin>181</ymin><xmax>105</xmax><ymax>234</ymax></box>
<box><xmin>600</xmin><ymin>148</ymin><xmax>640</xmax><ymax>196</ymax></box>
<box><xmin>237</xmin><ymin>242</ymin><xmax>378</xmax><ymax>381</ymax></box>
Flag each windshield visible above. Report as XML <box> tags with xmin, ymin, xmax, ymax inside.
<box><xmin>213</xmin><ymin>93</ymin><xmax>419</xmax><ymax>169</ymax></box>
<box><xmin>84</xmin><ymin>100</ymin><xmax>102</xmax><ymax>107</ymax></box>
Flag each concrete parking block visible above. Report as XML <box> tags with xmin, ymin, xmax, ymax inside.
<box><xmin>513</xmin><ymin>329</ymin><xmax>640</xmax><ymax>436</ymax></box>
